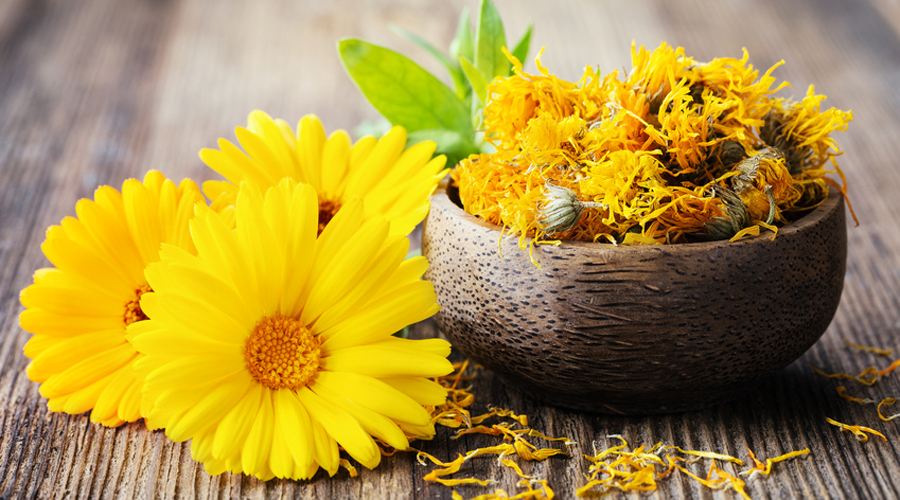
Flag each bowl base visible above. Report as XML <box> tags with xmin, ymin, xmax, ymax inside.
<box><xmin>503</xmin><ymin>376</ymin><xmax>760</xmax><ymax>415</ymax></box>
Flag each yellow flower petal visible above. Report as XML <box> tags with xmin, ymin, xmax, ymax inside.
<box><xmin>278</xmin><ymin>390</ymin><xmax>317</xmax><ymax>469</ymax></box>
<box><xmin>19</xmin><ymin>308</ymin><xmax>123</xmax><ymax>338</ymax></box>
<box><xmin>312</xmin><ymin>379</ymin><xmax>410</xmax><ymax>450</ymax></box>
<box><xmin>297</xmin><ymin>387</ymin><xmax>380</xmax><ymax>470</ymax></box>
<box><xmin>311</xmin><ymin>235</ymin><xmax>408</xmax><ymax>332</ymax></box>
<box><xmin>322</xmin><ymin>339</ymin><xmax>452</xmax><ymax>379</ymax></box>
<box><xmin>302</xmin><ymin>218</ymin><xmax>389</xmax><ymax>325</ymax></box>
<box><xmin>38</xmin><ymin>342</ymin><xmax>136</xmax><ymax>398</ymax></box>
<box><xmin>296</xmin><ymin>114</ymin><xmax>326</xmax><ymax>191</ymax></box>
<box><xmin>92</xmin><ymin>366</ymin><xmax>139</xmax><ymax>424</ymax></box>
<box><xmin>26</xmin><ymin>329</ymin><xmax>124</xmax><ymax>381</ymax></box>
<box><xmin>320</xmin><ymin>130</ymin><xmax>351</xmax><ymax>198</ymax></box>
<box><xmin>344</xmin><ymin>126</ymin><xmax>406</xmax><ymax>200</ymax></box>
<box><xmin>381</xmin><ymin>377</ymin><xmax>449</xmax><ymax>406</ymax></box>
<box><xmin>310</xmin><ymin>417</ymin><xmax>340</xmax><ymax>477</ymax></box>
<box><xmin>241</xmin><ymin>389</ymin><xmax>276</xmax><ymax>476</ymax></box>
<box><xmin>166</xmin><ymin>376</ymin><xmax>253</xmax><ymax>442</ymax></box>
<box><xmin>319</xmin><ymin>281</ymin><xmax>439</xmax><ymax>349</ymax></box>
<box><xmin>212</xmin><ymin>384</ymin><xmax>264</xmax><ymax>460</ymax></box>
<box><xmin>122</xmin><ymin>178</ymin><xmax>163</xmax><ymax>264</ymax></box>
<box><xmin>313</xmin><ymin>371</ymin><xmax>434</xmax><ymax>427</ymax></box>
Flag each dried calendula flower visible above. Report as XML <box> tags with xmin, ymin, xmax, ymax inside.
<box><xmin>536</xmin><ymin>182</ymin><xmax>605</xmax><ymax>236</ymax></box>
<box><xmin>731</xmin><ymin>152</ymin><xmax>799</xmax><ymax>223</ymax></box>
<box><xmin>703</xmin><ymin>186</ymin><xmax>753</xmax><ymax>241</ymax></box>
<box><xmin>452</xmin><ymin>42</ymin><xmax>854</xmax><ymax>248</ymax></box>
<box><xmin>759</xmin><ymin>86</ymin><xmax>853</xmax><ymax>174</ymax></box>
<box><xmin>711</xmin><ymin>140</ymin><xmax>748</xmax><ymax>169</ymax></box>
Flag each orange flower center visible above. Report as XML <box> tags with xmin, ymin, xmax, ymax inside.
<box><xmin>123</xmin><ymin>284</ymin><xmax>152</xmax><ymax>326</ymax></box>
<box><xmin>318</xmin><ymin>199</ymin><xmax>341</xmax><ymax>235</ymax></box>
<box><xmin>244</xmin><ymin>316</ymin><xmax>321</xmax><ymax>390</ymax></box>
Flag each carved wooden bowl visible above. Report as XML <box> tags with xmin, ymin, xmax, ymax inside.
<box><xmin>422</xmin><ymin>187</ymin><xmax>847</xmax><ymax>414</ymax></box>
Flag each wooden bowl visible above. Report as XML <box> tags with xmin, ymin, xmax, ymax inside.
<box><xmin>422</xmin><ymin>187</ymin><xmax>847</xmax><ymax>414</ymax></box>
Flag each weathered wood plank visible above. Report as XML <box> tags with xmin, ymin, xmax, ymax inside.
<box><xmin>2</xmin><ymin>0</ymin><xmax>900</xmax><ymax>498</ymax></box>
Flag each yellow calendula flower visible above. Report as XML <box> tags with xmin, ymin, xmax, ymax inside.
<box><xmin>200</xmin><ymin>111</ymin><xmax>448</xmax><ymax>237</ymax></box>
<box><xmin>19</xmin><ymin>170</ymin><xmax>205</xmax><ymax>427</ymax></box>
<box><xmin>128</xmin><ymin>179</ymin><xmax>452</xmax><ymax>480</ymax></box>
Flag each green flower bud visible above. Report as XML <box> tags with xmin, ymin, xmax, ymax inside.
<box><xmin>536</xmin><ymin>182</ymin><xmax>605</xmax><ymax>236</ymax></box>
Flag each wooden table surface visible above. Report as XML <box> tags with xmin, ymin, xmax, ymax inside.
<box><xmin>2</xmin><ymin>0</ymin><xmax>900</xmax><ymax>498</ymax></box>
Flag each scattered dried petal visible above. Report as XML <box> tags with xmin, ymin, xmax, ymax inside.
<box><xmin>835</xmin><ymin>385</ymin><xmax>877</xmax><ymax>405</ymax></box>
<box><xmin>844</xmin><ymin>339</ymin><xmax>894</xmax><ymax>356</ymax></box>
<box><xmin>338</xmin><ymin>459</ymin><xmax>359</xmax><ymax>478</ymax></box>
<box><xmin>826</xmin><ymin>417</ymin><xmax>887</xmax><ymax>442</ymax></box>
<box><xmin>811</xmin><ymin>364</ymin><xmax>879</xmax><ymax>385</ymax></box>
<box><xmin>663</xmin><ymin>446</ymin><xmax>745</xmax><ymax>466</ymax></box>
<box><xmin>877</xmin><ymin>398</ymin><xmax>900</xmax><ymax>421</ymax></box>
<box><xmin>743</xmin><ymin>448</ymin><xmax>810</xmax><ymax>478</ymax></box>
<box><xmin>878</xmin><ymin>358</ymin><xmax>900</xmax><ymax>377</ymax></box>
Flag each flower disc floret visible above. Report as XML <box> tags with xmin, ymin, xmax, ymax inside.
<box><xmin>245</xmin><ymin>316</ymin><xmax>321</xmax><ymax>390</ymax></box>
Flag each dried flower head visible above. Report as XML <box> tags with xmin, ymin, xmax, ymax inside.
<box><xmin>703</xmin><ymin>186</ymin><xmax>752</xmax><ymax>240</ymax></box>
<box><xmin>536</xmin><ymin>182</ymin><xmax>605</xmax><ymax>236</ymax></box>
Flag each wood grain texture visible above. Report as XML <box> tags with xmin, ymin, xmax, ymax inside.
<box><xmin>1</xmin><ymin>0</ymin><xmax>900</xmax><ymax>498</ymax></box>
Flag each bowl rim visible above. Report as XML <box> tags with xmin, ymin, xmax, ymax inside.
<box><xmin>430</xmin><ymin>185</ymin><xmax>845</xmax><ymax>253</ymax></box>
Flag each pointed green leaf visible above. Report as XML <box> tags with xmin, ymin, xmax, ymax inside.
<box><xmin>474</xmin><ymin>0</ymin><xmax>509</xmax><ymax>80</ymax></box>
<box><xmin>390</xmin><ymin>24</ymin><xmax>469</xmax><ymax>100</ymax></box>
<box><xmin>510</xmin><ymin>23</ymin><xmax>533</xmax><ymax>68</ymax></box>
<box><xmin>459</xmin><ymin>57</ymin><xmax>488</xmax><ymax>105</ymax></box>
<box><xmin>390</xmin><ymin>24</ymin><xmax>455</xmax><ymax>70</ymax></box>
<box><xmin>339</xmin><ymin>39</ymin><xmax>473</xmax><ymax>135</ymax></box>
<box><xmin>449</xmin><ymin>8</ymin><xmax>474</xmax><ymax>63</ymax></box>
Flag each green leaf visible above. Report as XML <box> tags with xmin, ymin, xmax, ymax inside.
<box><xmin>390</xmin><ymin>24</ymin><xmax>468</xmax><ymax>99</ymax></box>
<box><xmin>391</xmin><ymin>24</ymin><xmax>455</xmax><ymax>70</ymax></box>
<box><xmin>510</xmin><ymin>22</ymin><xmax>533</xmax><ymax>68</ymax></box>
<box><xmin>407</xmin><ymin>129</ymin><xmax>479</xmax><ymax>167</ymax></box>
<box><xmin>339</xmin><ymin>39</ymin><xmax>474</xmax><ymax>135</ymax></box>
<box><xmin>459</xmin><ymin>57</ymin><xmax>488</xmax><ymax>105</ymax></box>
<box><xmin>449</xmin><ymin>7</ymin><xmax>474</xmax><ymax>63</ymax></box>
<box><xmin>474</xmin><ymin>0</ymin><xmax>509</xmax><ymax>80</ymax></box>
